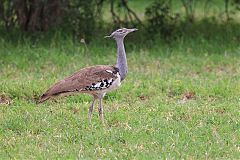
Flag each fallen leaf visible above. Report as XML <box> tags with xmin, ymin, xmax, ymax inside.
<box><xmin>72</xmin><ymin>107</ymin><xmax>80</xmax><ymax>114</ymax></box>
<box><xmin>0</xmin><ymin>94</ymin><xmax>12</xmax><ymax>105</ymax></box>
<box><xmin>204</xmin><ymin>65</ymin><xmax>213</xmax><ymax>72</ymax></box>
<box><xmin>182</xmin><ymin>91</ymin><xmax>195</xmax><ymax>100</ymax></box>
<box><xmin>168</xmin><ymin>90</ymin><xmax>174</xmax><ymax>98</ymax></box>
<box><xmin>32</xmin><ymin>94</ymin><xmax>39</xmax><ymax>101</ymax></box>
<box><xmin>177</xmin><ymin>91</ymin><xmax>195</xmax><ymax>104</ymax></box>
<box><xmin>214</xmin><ymin>108</ymin><xmax>226</xmax><ymax>114</ymax></box>
<box><xmin>139</xmin><ymin>94</ymin><xmax>149</xmax><ymax>101</ymax></box>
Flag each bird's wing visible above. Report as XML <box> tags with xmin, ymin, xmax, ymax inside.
<box><xmin>39</xmin><ymin>65</ymin><xmax>119</xmax><ymax>102</ymax></box>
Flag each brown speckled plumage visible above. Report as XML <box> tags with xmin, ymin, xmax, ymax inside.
<box><xmin>39</xmin><ymin>65</ymin><xmax>119</xmax><ymax>103</ymax></box>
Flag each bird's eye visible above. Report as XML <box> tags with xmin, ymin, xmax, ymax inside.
<box><xmin>117</xmin><ymin>29</ymin><xmax>123</xmax><ymax>32</ymax></box>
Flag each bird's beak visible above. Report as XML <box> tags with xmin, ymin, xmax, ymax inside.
<box><xmin>128</xmin><ymin>28</ymin><xmax>138</xmax><ymax>33</ymax></box>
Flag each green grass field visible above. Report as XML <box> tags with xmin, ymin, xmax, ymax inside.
<box><xmin>0</xmin><ymin>31</ymin><xmax>240</xmax><ymax>159</ymax></box>
<box><xmin>1</xmin><ymin>1</ymin><xmax>240</xmax><ymax>159</ymax></box>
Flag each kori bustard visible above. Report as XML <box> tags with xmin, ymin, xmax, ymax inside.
<box><xmin>38</xmin><ymin>28</ymin><xmax>137</xmax><ymax>121</ymax></box>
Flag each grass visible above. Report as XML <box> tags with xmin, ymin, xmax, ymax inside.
<box><xmin>0</xmin><ymin>0</ymin><xmax>240</xmax><ymax>159</ymax></box>
<box><xmin>0</xmin><ymin>30</ymin><xmax>240</xmax><ymax>159</ymax></box>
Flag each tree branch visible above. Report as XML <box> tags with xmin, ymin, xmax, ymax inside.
<box><xmin>110</xmin><ymin>0</ymin><xmax>121</xmax><ymax>24</ymax></box>
<box><xmin>15</xmin><ymin>0</ymin><xmax>29</xmax><ymax>30</ymax></box>
<box><xmin>120</xmin><ymin>0</ymin><xmax>143</xmax><ymax>25</ymax></box>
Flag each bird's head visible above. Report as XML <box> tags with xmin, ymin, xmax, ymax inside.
<box><xmin>105</xmin><ymin>28</ymin><xmax>138</xmax><ymax>39</ymax></box>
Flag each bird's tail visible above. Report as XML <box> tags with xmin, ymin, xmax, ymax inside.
<box><xmin>37</xmin><ymin>94</ymin><xmax>50</xmax><ymax>104</ymax></box>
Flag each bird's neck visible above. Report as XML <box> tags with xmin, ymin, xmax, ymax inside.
<box><xmin>115</xmin><ymin>38</ymin><xmax>128</xmax><ymax>81</ymax></box>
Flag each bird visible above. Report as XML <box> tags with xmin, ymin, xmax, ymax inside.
<box><xmin>38</xmin><ymin>28</ymin><xmax>138</xmax><ymax>122</ymax></box>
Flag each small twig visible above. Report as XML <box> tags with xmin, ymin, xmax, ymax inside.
<box><xmin>110</xmin><ymin>0</ymin><xmax>121</xmax><ymax>24</ymax></box>
<box><xmin>224</xmin><ymin>0</ymin><xmax>230</xmax><ymax>21</ymax></box>
<box><xmin>121</xmin><ymin>0</ymin><xmax>143</xmax><ymax>25</ymax></box>
<box><xmin>80</xmin><ymin>38</ymin><xmax>89</xmax><ymax>52</ymax></box>
<box><xmin>96</xmin><ymin>0</ymin><xmax>104</xmax><ymax>17</ymax></box>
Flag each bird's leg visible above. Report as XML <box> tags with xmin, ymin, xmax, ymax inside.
<box><xmin>98</xmin><ymin>98</ymin><xmax>104</xmax><ymax>122</ymax></box>
<box><xmin>88</xmin><ymin>97</ymin><xmax>96</xmax><ymax>122</ymax></box>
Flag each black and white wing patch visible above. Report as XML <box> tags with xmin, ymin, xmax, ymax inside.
<box><xmin>84</xmin><ymin>67</ymin><xmax>119</xmax><ymax>91</ymax></box>
<box><xmin>85</xmin><ymin>78</ymin><xmax>114</xmax><ymax>91</ymax></box>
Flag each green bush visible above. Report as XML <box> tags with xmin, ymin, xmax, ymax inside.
<box><xmin>145</xmin><ymin>0</ymin><xmax>179</xmax><ymax>38</ymax></box>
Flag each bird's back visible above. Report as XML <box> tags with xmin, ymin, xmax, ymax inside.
<box><xmin>38</xmin><ymin>65</ymin><xmax>120</xmax><ymax>103</ymax></box>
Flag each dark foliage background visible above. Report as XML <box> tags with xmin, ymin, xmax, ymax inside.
<box><xmin>0</xmin><ymin>0</ymin><xmax>240</xmax><ymax>41</ymax></box>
